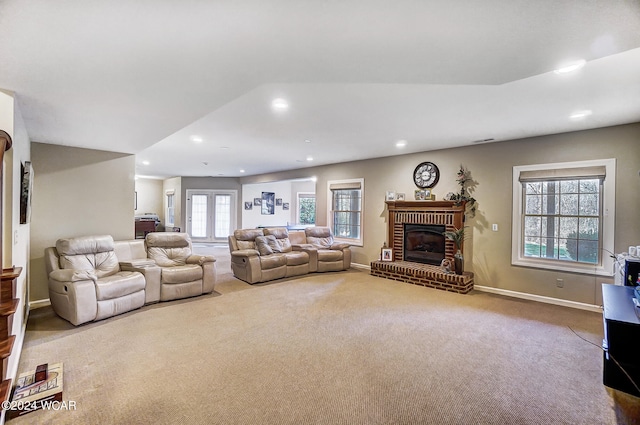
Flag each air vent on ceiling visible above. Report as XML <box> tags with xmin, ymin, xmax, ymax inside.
<box><xmin>471</xmin><ymin>138</ymin><xmax>495</xmax><ymax>144</ymax></box>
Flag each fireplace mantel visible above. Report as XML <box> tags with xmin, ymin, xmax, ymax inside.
<box><xmin>385</xmin><ymin>200</ymin><xmax>466</xmax><ymax>262</ymax></box>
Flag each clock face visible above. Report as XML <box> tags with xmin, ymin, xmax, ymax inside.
<box><xmin>413</xmin><ymin>162</ymin><xmax>440</xmax><ymax>188</ymax></box>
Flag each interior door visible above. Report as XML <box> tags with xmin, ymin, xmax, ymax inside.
<box><xmin>187</xmin><ymin>190</ymin><xmax>236</xmax><ymax>243</ymax></box>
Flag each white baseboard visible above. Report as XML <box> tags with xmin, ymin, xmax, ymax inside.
<box><xmin>353</xmin><ymin>262</ymin><xmax>601</xmax><ymax>312</ymax></box>
<box><xmin>474</xmin><ymin>285</ymin><xmax>602</xmax><ymax>313</ymax></box>
<box><xmin>29</xmin><ymin>298</ymin><xmax>51</xmax><ymax>310</ymax></box>
<box><xmin>350</xmin><ymin>262</ymin><xmax>371</xmax><ymax>272</ymax></box>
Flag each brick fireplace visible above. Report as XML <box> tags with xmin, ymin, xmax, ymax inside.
<box><xmin>370</xmin><ymin>200</ymin><xmax>474</xmax><ymax>294</ymax></box>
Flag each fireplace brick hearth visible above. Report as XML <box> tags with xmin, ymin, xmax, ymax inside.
<box><xmin>371</xmin><ymin>200</ymin><xmax>474</xmax><ymax>294</ymax></box>
<box><xmin>370</xmin><ymin>261</ymin><xmax>474</xmax><ymax>294</ymax></box>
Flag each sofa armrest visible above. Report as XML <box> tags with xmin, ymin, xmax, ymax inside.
<box><xmin>231</xmin><ymin>249</ymin><xmax>260</xmax><ymax>257</ymax></box>
<box><xmin>292</xmin><ymin>243</ymin><xmax>315</xmax><ymax>251</ymax></box>
<box><xmin>120</xmin><ymin>262</ymin><xmax>162</xmax><ymax>304</ymax></box>
<box><xmin>202</xmin><ymin>261</ymin><xmax>216</xmax><ymax>294</ymax></box>
<box><xmin>330</xmin><ymin>242</ymin><xmax>351</xmax><ymax>250</ymax></box>
<box><xmin>119</xmin><ymin>259</ymin><xmax>156</xmax><ymax>268</ymax></box>
<box><xmin>49</xmin><ymin>269</ymin><xmax>97</xmax><ymax>283</ymax></box>
<box><xmin>48</xmin><ymin>274</ymin><xmax>98</xmax><ymax>326</ymax></box>
<box><xmin>186</xmin><ymin>254</ymin><xmax>216</xmax><ymax>265</ymax></box>
<box><xmin>292</xmin><ymin>244</ymin><xmax>318</xmax><ymax>272</ymax></box>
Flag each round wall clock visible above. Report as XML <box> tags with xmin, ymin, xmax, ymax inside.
<box><xmin>413</xmin><ymin>161</ymin><xmax>440</xmax><ymax>188</ymax></box>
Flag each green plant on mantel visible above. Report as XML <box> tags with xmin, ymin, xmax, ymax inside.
<box><xmin>443</xmin><ymin>226</ymin><xmax>466</xmax><ymax>253</ymax></box>
<box><xmin>444</xmin><ymin>165</ymin><xmax>477</xmax><ymax>218</ymax></box>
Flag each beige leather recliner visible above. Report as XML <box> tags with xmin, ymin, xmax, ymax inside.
<box><xmin>144</xmin><ymin>232</ymin><xmax>216</xmax><ymax>301</ymax></box>
<box><xmin>303</xmin><ymin>227</ymin><xmax>352</xmax><ymax>272</ymax></box>
<box><xmin>45</xmin><ymin>235</ymin><xmax>147</xmax><ymax>326</ymax></box>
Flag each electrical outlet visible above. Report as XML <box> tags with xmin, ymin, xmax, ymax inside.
<box><xmin>556</xmin><ymin>278</ymin><xmax>564</xmax><ymax>288</ymax></box>
<box><xmin>492</xmin><ymin>223</ymin><xmax>498</xmax><ymax>231</ymax></box>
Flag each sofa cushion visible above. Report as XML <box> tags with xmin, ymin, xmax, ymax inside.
<box><xmin>259</xmin><ymin>254</ymin><xmax>286</xmax><ymax>270</ymax></box>
<box><xmin>283</xmin><ymin>251</ymin><xmax>309</xmax><ymax>266</ymax></box>
<box><xmin>56</xmin><ymin>235</ymin><xmax>120</xmax><ymax>278</ymax></box>
<box><xmin>234</xmin><ymin>229</ymin><xmax>264</xmax><ymax>251</ymax></box>
<box><xmin>145</xmin><ymin>232</ymin><xmax>190</xmax><ymax>248</ymax></box>
<box><xmin>263</xmin><ymin>228</ymin><xmax>293</xmax><ymax>252</ymax></box>
<box><xmin>94</xmin><ymin>271</ymin><xmax>146</xmax><ymax>301</ymax></box>
<box><xmin>148</xmin><ymin>247</ymin><xmax>191</xmax><ymax>267</ymax></box>
<box><xmin>317</xmin><ymin>249</ymin><xmax>343</xmax><ymax>262</ymax></box>
<box><xmin>56</xmin><ymin>235</ymin><xmax>115</xmax><ymax>256</ymax></box>
<box><xmin>307</xmin><ymin>236</ymin><xmax>333</xmax><ymax>249</ymax></box>
<box><xmin>161</xmin><ymin>264</ymin><xmax>203</xmax><ymax>284</ymax></box>
<box><xmin>255</xmin><ymin>235</ymin><xmax>275</xmax><ymax>256</ymax></box>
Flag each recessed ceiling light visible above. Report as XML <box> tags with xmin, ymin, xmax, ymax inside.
<box><xmin>306</xmin><ymin>156</ymin><xmax>313</xmax><ymax>161</ymax></box>
<box><xmin>305</xmin><ymin>139</ymin><xmax>311</xmax><ymax>143</ymax></box>
<box><xmin>395</xmin><ymin>140</ymin><xmax>407</xmax><ymax>148</ymax></box>
<box><xmin>202</xmin><ymin>162</ymin><xmax>209</xmax><ymax>166</ymax></box>
<box><xmin>570</xmin><ymin>110</ymin><xmax>592</xmax><ymax>119</ymax></box>
<box><xmin>240</xmin><ymin>169</ymin><xmax>245</xmax><ymax>173</ymax></box>
<box><xmin>272</xmin><ymin>98</ymin><xmax>289</xmax><ymax>110</ymax></box>
<box><xmin>142</xmin><ymin>160</ymin><xmax>150</xmax><ymax>165</ymax></box>
<box><xmin>191</xmin><ymin>135</ymin><xmax>203</xmax><ymax>143</ymax></box>
<box><xmin>554</xmin><ymin>59</ymin><xmax>586</xmax><ymax>75</ymax></box>
<box><xmin>220</xmin><ymin>146</ymin><xmax>229</xmax><ymax>150</ymax></box>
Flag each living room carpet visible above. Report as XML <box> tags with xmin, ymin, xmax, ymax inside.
<box><xmin>12</xmin><ymin>246</ymin><xmax>640</xmax><ymax>424</ymax></box>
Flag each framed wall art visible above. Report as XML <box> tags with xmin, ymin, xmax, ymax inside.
<box><xmin>261</xmin><ymin>192</ymin><xmax>275</xmax><ymax>215</ymax></box>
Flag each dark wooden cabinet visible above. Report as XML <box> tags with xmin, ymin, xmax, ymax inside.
<box><xmin>135</xmin><ymin>220</ymin><xmax>156</xmax><ymax>239</ymax></box>
<box><xmin>602</xmin><ymin>284</ymin><xmax>640</xmax><ymax>397</ymax></box>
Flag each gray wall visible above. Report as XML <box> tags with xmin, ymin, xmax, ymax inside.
<box><xmin>30</xmin><ymin>143</ymin><xmax>136</xmax><ymax>301</ymax></box>
<box><xmin>241</xmin><ymin>123</ymin><xmax>640</xmax><ymax>306</ymax></box>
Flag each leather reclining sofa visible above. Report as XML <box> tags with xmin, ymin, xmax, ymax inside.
<box><xmin>45</xmin><ymin>233</ymin><xmax>216</xmax><ymax>326</ymax></box>
<box><xmin>228</xmin><ymin>226</ymin><xmax>351</xmax><ymax>284</ymax></box>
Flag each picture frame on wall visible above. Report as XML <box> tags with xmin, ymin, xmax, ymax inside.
<box><xmin>244</xmin><ymin>201</ymin><xmax>253</xmax><ymax>210</ymax></box>
<box><xmin>253</xmin><ymin>198</ymin><xmax>261</xmax><ymax>206</ymax></box>
<box><xmin>261</xmin><ymin>192</ymin><xmax>275</xmax><ymax>215</ymax></box>
<box><xmin>20</xmin><ymin>161</ymin><xmax>34</xmax><ymax>224</ymax></box>
<box><xmin>276</xmin><ymin>198</ymin><xmax>283</xmax><ymax>206</ymax></box>
<box><xmin>381</xmin><ymin>247</ymin><xmax>393</xmax><ymax>261</ymax></box>
<box><xmin>283</xmin><ymin>202</ymin><xmax>290</xmax><ymax>210</ymax></box>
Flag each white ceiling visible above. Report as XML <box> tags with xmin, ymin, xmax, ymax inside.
<box><xmin>1</xmin><ymin>1</ymin><xmax>639</xmax><ymax>178</ymax></box>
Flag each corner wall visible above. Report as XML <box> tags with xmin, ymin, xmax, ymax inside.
<box><xmin>0</xmin><ymin>91</ymin><xmax>32</xmax><ymax>423</ymax></box>
<box><xmin>29</xmin><ymin>143</ymin><xmax>136</xmax><ymax>302</ymax></box>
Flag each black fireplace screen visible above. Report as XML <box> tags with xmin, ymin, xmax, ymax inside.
<box><xmin>403</xmin><ymin>224</ymin><xmax>446</xmax><ymax>265</ymax></box>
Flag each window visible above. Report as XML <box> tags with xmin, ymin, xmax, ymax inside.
<box><xmin>166</xmin><ymin>192</ymin><xmax>175</xmax><ymax>226</ymax></box>
<box><xmin>214</xmin><ymin>194</ymin><xmax>231</xmax><ymax>238</ymax></box>
<box><xmin>327</xmin><ymin>179</ymin><xmax>364</xmax><ymax>246</ymax></box>
<box><xmin>297</xmin><ymin>193</ymin><xmax>316</xmax><ymax>225</ymax></box>
<box><xmin>512</xmin><ymin>159</ymin><xmax>615</xmax><ymax>276</ymax></box>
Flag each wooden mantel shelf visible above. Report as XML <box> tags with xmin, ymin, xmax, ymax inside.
<box><xmin>386</xmin><ymin>200</ymin><xmax>466</xmax><ymax>210</ymax></box>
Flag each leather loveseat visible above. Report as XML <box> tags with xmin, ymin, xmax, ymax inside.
<box><xmin>45</xmin><ymin>233</ymin><xmax>216</xmax><ymax>326</ymax></box>
<box><xmin>228</xmin><ymin>226</ymin><xmax>351</xmax><ymax>284</ymax></box>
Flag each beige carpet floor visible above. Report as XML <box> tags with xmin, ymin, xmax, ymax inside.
<box><xmin>11</xmin><ymin>245</ymin><xmax>640</xmax><ymax>424</ymax></box>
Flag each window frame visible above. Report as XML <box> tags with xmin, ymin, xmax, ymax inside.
<box><xmin>166</xmin><ymin>191</ymin><xmax>175</xmax><ymax>227</ymax></box>
<box><xmin>511</xmin><ymin>159</ymin><xmax>615</xmax><ymax>276</ymax></box>
<box><xmin>327</xmin><ymin>178</ymin><xmax>364</xmax><ymax>246</ymax></box>
<box><xmin>296</xmin><ymin>192</ymin><xmax>316</xmax><ymax>226</ymax></box>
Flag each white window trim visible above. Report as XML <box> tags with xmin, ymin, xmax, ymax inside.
<box><xmin>511</xmin><ymin>158</ymin><xmax>615</xmax><ymax>276</ymax></box>
<box><xmin>166</xmin><ymin>190</ymin><xmax>175</xmax><ymax>227</ymax></box>
<box><xmin>296</xmin><ymin>192</ymin><xmax>316</xmax><ymax>226</ymax></box>
<box><xmin>327</xmin><ymin>178</ymin><xmax>364</xmax><ymax>247</ymax></box>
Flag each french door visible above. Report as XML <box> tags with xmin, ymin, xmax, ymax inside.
<box><xmin>186</xmin><ymin>190</ymin><xmax>237</xmax><ymax>243</ymax></box>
